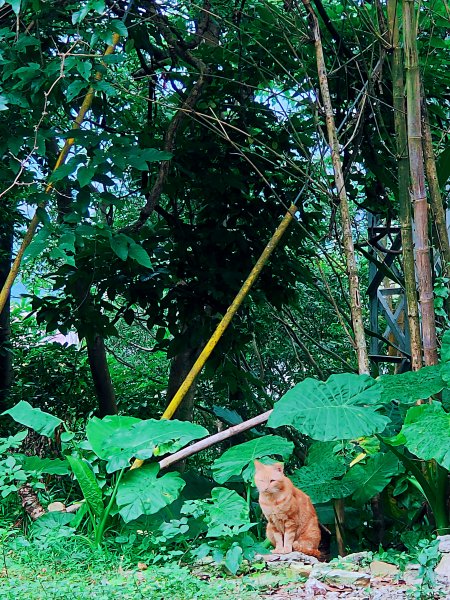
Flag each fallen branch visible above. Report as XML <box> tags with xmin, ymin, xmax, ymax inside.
<box><xmin>158</xmin><ymin>410</ymin><xmax>272</xmax><ymax>470</ymax></box>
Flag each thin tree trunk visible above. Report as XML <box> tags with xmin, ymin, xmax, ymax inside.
<box><xmin>402</xmin><ymin>0</ymin><xmax>438</xmax><ymax>366</ymax></box>
<box><xmin>388</xmin><ymin>0</ymin><xmax>422</xmax><ymax>370</ymax></box>
<box><xmin>300</xmin><ymin>0</ymin><xmax>371</xmax><ymax>557</ymax></box>
<box><xmin>86</xmin><ymin>335</ymin><xmax>118</xmax><ymax>417</ymax></box>
<box><xmin>0</xmin><ymin>217</ymin><xmax>13</xmax><ymax>409</ymax></box>
<box><xmin>301</xmin><ymin>0</ymin><xmax>369</xmax><ymax>376</ymax></box>
<box><xmin>421</xmin><ymin>97</ymin><xmax>450</xmax><ymax>276</ymax></box>
<box><xmin>168</xmin><ymin>343</ymin><xmax>202</xmax><ymax>423</ymax></box>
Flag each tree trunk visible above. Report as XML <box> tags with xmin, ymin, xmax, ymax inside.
<box><xmin>0</xmin><ymin>217</ymin><xmax>13</xmax><ymax>409</ymax></box>
<box><xmin>388</xmin><ymin>0</ymin><xmax>422</xmax><ymax>370</ymax></box>
<box><xmin>168</xmin><ymin>342</ymin><xmax>202</xmax><ymax>423</ymax></box>
<box><xmin>301</xmin><ymin>0</ymin><xmax>369</xmax><ymax>377</ymax></box>
<box><xmin>86</xmin><ymin>334</ymin><xmax>118</xmax><ymax>417</ymax></box>
<box><xmin>402</xmin><ymin>0</ymin><xmax>438</xmax><ymax>366</ymax></box>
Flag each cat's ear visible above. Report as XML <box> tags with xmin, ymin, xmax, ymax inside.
<box><xmin>273</xmin><ymin>462</ymin><xmax>284</xmax><ymax>473</ymax></box>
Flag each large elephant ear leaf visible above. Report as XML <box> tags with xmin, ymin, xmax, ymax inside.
<box><xmin>341</xmin><ymin>453</ymin><xmax>401</xmax><ymax>505</ymax></box>
<box><xmin>401</xmin><ymin>402</ymin><xmax>450</xmax><ymax>470</ymax></box>
<box><xmin>379</xmin><ymin>365</ymin><xmax>445</xmax><ymax>405</ymax></box>
<box><xmin>292</xmin><ymin>442</ymin><xmax>355</xmax><ymax>504</ymax></box>
<box><xmin>116</xmin><ymin>463</ymin><xmax>185</xmax><ymax>523</ymax></box>
<box><xmin>86</xmin><ymin>415</ymin><xmax>208</xmax><ymax>472</ymax></box>
<box><xmin>211</xmin><ymin>435</ymin><xmax>294</xmax><ymax>484</ymax></box>
<box><xmin>268</xmin><ymin>373</ymin><xmax>389</xmax><ymax>441</ymax></box>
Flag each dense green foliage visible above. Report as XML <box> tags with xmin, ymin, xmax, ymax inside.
<box><xmin>0</xmin><ymin>0</ymin><xmax>449</xmax><ymax>592</ymax></box>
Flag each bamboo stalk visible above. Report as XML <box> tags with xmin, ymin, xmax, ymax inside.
<box><xmin>301</xmin><ymin>0</ymin><xmax>369</xmax><ymax>376</ymax></box>
<box><xmin>0</xmin><ymin>34</ymin><xmax>121</xmax><ymax>316</ymax></box>
<box><xmin>387</xmin><ymin>0</ymin><xmax>422</xmax><ymax>370</ymax></box>
<box><xmin>402</xmin><ymin>0</ymin><xmax>438</xmax><ymax>366</ymax></box>
<box><xmin>421</xmin><ymin>97</ymin><xmax>450</xmax><ymax>276</ymax></box>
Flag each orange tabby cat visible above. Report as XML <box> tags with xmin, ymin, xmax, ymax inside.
<box><xmin>254</xmin><ymin>460</ymin><xmax>321</xmax><ymax>558</ymax></box>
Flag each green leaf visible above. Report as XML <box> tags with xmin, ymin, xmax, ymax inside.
<box><xmin>86</xmin><ymin>415</ymin><xmax>208</xmax><ymax>473</ymax></box>
<box><xmin>379</xmin><ymin>365</ymin><xmax>445</xmax><ymax>404</ymax></box>
<box><xmin>116</xmin><ymin>463</ymin><xmax>185</xmax><ymax>523</ymax></box>
<box><xmin>206</xmin><ymin>488</ymin><xmax>253</xmax><ymax>537</ymax></box>
<box><xmin>440</xmin><ymin>330</ymin><xmax>450</xmax><ymax>383</ymax></box>
<box><xmin>109</xmin><ymin>19</ymin><xmax>128</xmax><ymax>37</ymax></box>
<box><xmin>0</xmin><ymin>430</ymin><xmax>27</xmax><ymax>453</ymax></box>
<box><xmin>291</xmin><ymin>442</ymin><xmax>353</xmax><ymax>503</ymax></box>
<box><xmin>77</xmin><ymin>165</ymin><xmax>95</xmax><ymax>188</ymax></box>
<box><xmin>225</xmin><ymin>544</ymin><xmax>243</xmax><ymax>575</ymax></box>
<box><xmin>268</xmin><ymin>374</ymin><xmax>388</xmax><ymax>441</ymax></box>
<box><xmin>401</xmin><ymin>402</ymin><xmax>450</xmax><ymax>470</ymax></box>
<box><xmin>342</xmin><ymin>453</ymin><xmax>401</xmax><ymax>504</ymax></box>
<box><xmin>211</xmin><ymin>435</ymin><xmax>294</xmax><ymax>484</ymax></box>
<box><xmin>2</xmin><ymin>401</ymin><xmax>62</xmax><ymax>438</ymax></box>
<box><xmin>8</xmin><ymin>0</ymin><xmax>21</xmax><ymax>15</ymax></box>
<box><xmin>128</xmin><ymin>243</ymin><xmax>152</xmax><ymax>268</ymax></box>
<box><xmin>32</xmin><ymin>512</ymin><xmax>75</xmax><ymax>539</ymax></box>
<box><xmin>110</xmin><ymin>234</ymin><xmax>130</xmax><ymax>261</ymax></box>
<box><xmin>23</xmin><ymin>227</ymin><xmax>50</xmax><ymax>261</ymax></box>
<box><xmin>66</xmin><ymin>455</ymin><xmax>104</xmax><ymax>519</ymax></box>
<box><xmin>22</xmin><ymin>456</ymin><xmax>69</xmax><ymax>475</ymax></box>
<box><xmin>66</xmin><ymin>80</ymin><xmax>87</xmax><ymax>102</ymax></box>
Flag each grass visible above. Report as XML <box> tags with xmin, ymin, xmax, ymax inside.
<box><xmin>1</xmin><ymin>536</ymin><xmax>260</xmax><ymax>600</ymax></box>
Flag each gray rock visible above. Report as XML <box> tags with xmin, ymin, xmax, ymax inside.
<box><xmin>343</xmin><ymin>551</ymin><xmax>371</xmax><ymax>565</ymax></box>
<box><xmin>438</xmin><ymin>534</ymin><xmax>450</xmax><ymax>553</ymax></box>
<box><xmin>369</xmin><ymin>560</ymin><xmax>399</xmax><ymax>577</ymax></box>
<box><xmin>370</xmin><ymin>586</ymin><xmax>407</xmax><ymax>600</ymax></box>
<box><xmin>435</xmin><ymin>553</ymin><xmax>450</xmax><ymax>584</ymax></box>
<box><xmin>311</xmin><ymin>564</ymin><xmax>371</xmax><ymax>587</ymax></box>
<box><xmin>255</xmin><ymin>551</ymin><xmax>319</xmax><ymax>565</ymax></box>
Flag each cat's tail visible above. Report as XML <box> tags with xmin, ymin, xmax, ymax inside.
<box><xmin>292</xmin><ymin>542</ymin><xmax>322</xmax><ymax>560</ymax></box>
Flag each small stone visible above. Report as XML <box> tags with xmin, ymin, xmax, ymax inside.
<box><xmin>344</xmin><ymin>551</ymin><xmax>371</xmax><ymax>565</ymax></box>
<box><xmin>137</xmin><ymin>562</ymin><xmax>148</xmax><ymax>571</ymax></box>
<box><xmin>287</xmin><ymin>562</ymin><xmax>313</xmax><ymax>577</ymax></box>
<box><xmin>435</xmin><ymin>553</ymin><xmax>450</xmax><ymax>584</ymax></box>
<box><xmin>47</xmin><ymin>502</ymin><xmax>66</xmax><ymax>512</ymax></box>
<box><xmin>311</xmin><ymin>564</ymin><xmax>371</xmax><ymax>587</ymax></box>
<box><xmin>438</xmin><ymin>535</ymin><xmax>450</xmax><ymax>553</ymax></box>
<box><xmin>369</xmin><ymin>560</ymin><xmax>399</xmax><ymax>577</ymax></box>
<box><xmin>65</xmin><ymin>503</ymin><xmax>82</xmax><ymax>513</ymax></box>
<box><xmin>304</xmin><ymin>576</ymin><xmax>328</xmax><ymax>595</ymax></box>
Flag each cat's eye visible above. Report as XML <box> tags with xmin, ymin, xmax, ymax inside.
<box><xmin>270</xmin><ymin>479</ymin><xmax>276</xmax><ymax>483</ymax></box>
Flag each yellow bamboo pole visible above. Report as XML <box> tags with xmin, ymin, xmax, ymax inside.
<box><xmin>130</xmin><ymin>203</ymin><xmax>297</xmax><ymax>470</ymax></box>
<box><xmin>0</xmin><ymin>34</ymin><xmax>121</xmax><ymax>315</ymax></box>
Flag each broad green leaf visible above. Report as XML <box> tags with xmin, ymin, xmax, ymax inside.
<box><xmin>440</xmin><ymin>330</ymin><xmax>450</xmax><ymax>383</ymax></box>
<box><xmin>77</xmin><ymin>165</ymin><xmax>95</xmax><ymax>187</ymax></box>
<box><xmin>268</xmin><ymin>374</ymin><xmax>388</xmax><ymax>441</ymax></box>
<box><xmin>2</xmin><ymin>401</ymin><xmax>62</xmax><ymax>438</ymax></box>
<box><xmin>342</xmin><ymin>453</ymin><xmax>401</xmax><ymax>504</ymax></box>
<box><xmin>66</xmin><ymin>80</ymin><xmax>87</xmax><ymax>102</ymax></box>
<box><xmin>437</xmin><ymin>147</ymin><xmax>450</xmax><ymax>189</ymax></box>
<box><xmin>401</xmin><ymin>402</ymin><xmax>450</xmax><ymax>469</ymax></box>
<box><xmin>8</xmin><ymin>0</ymin><xmax>21</xmax><ymax>15</ymax></box>
<box><xmin>211</xmin><ymin>435</ymin><xmax>294</xmax><ymax>484</ymax></box>
<box><xmin>116</xmin><ymin>463</ymin><xmax>184</xmax><ymax>523</ymax></box>
<box><xmin>32</xmin><ymin>512</ymin><xmax>75</xmax><ymax>539</ymax></box>
<box><xmin>110</xmin><ymin>234</ymin><xmax>130</xmax><ymax>261</ymax></box>
<box><xmin>128</xmin><ymin>243</ymin><xmax>152</xmax><ymax>268</ymax></box>
<box><xmin>225</xmin><ymin>544</ymin><xmax>243</xmax><ymax>575</ymax></box>
<box><xmin>22</xmin><ymin>456</ymin><xmax>69</xmax><ymax>475</ymax></box>
<box><xmin>24</xmin><ymin>227</ymin><xmax>50</xmax><ymax>261</ymax></box>
<box><xmin>379</xmin><ymin>366</ymin><xmax>445</xmax><ymax>404</ymax></box>
<box><xmin>109</xmin><ymin>19</ymin><xmax>128</xmax><ymax>37</ymax></box>
<box><xmin>291</xmin><ymin>442</ymin><xmax>352</xmax><ymax>503</ymax></box>
<box><xmin>66</xmin><ymin>455</ymin><xmax>104</xmax><ymax>519</ymax></box>
<box><xmin>206</xmin><ymin>488</ymin><xmax>253</xmax><ymax>537</ymax></box>
<box><xmin>86</xmin><ymin>415</ymin><xmax>208</xmax><ymax>472</ymax></box>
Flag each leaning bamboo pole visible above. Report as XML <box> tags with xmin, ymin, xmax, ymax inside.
<box><xmin>402</xmin><ymin>0</ymin><xmax>438</xmax><ymax>365</ymax></box>
<box><xmin>387</xmin><ymin>0</ymin><xmax>422</xmax><ymax>370</ymax></box>
<box><xmin>0</xmin><ymin>34</ymin><xmax>121</xmax><ymax>315</ymax></box>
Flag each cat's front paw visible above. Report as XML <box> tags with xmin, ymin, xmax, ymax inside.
<box><xmin>271</xmin><ymin>546</ymin><xmax>284</xmax><ymax>554</ymax></box>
